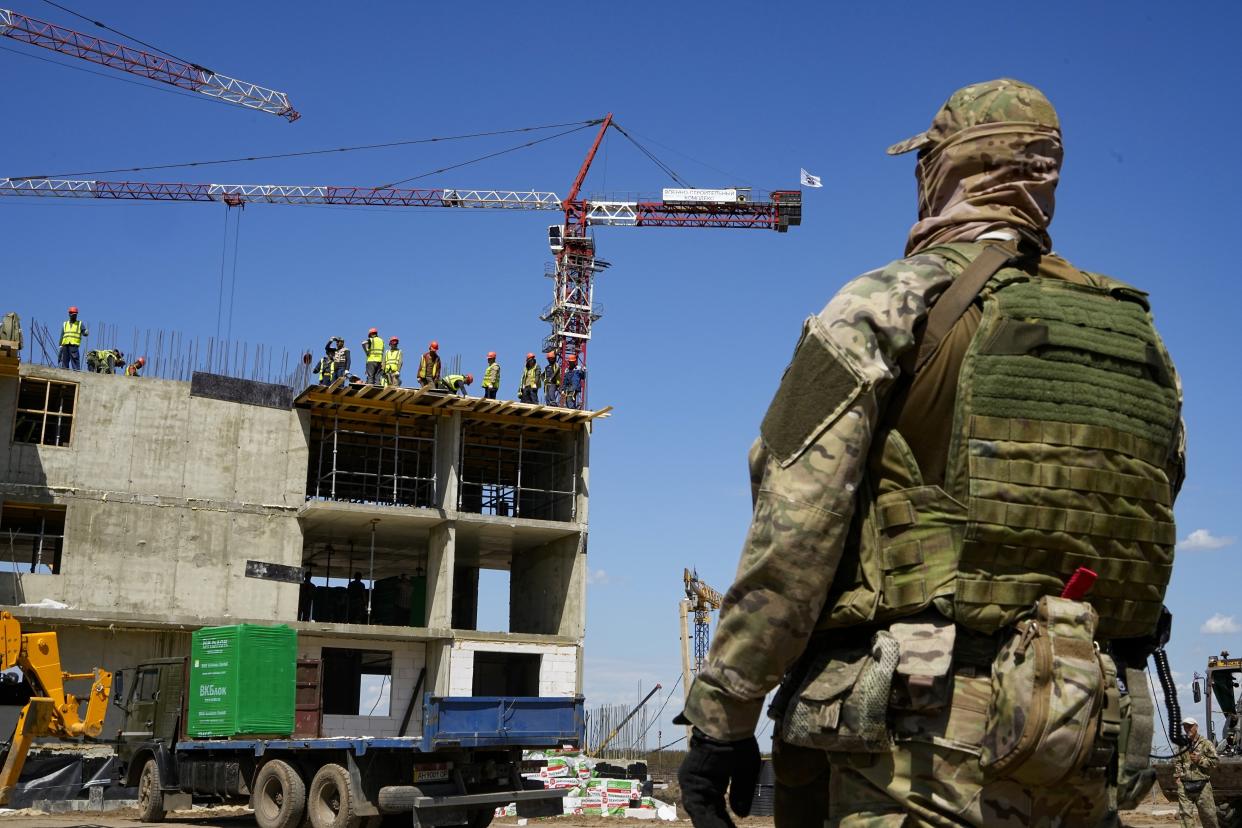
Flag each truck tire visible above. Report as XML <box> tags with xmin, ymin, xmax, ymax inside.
<box><xmin>308</xmin><ymin>762</ymin><xmax>362</xmax><ymax>828</ymax></box>
<box><xmin>467</xmin><ymin>807</ymin><xmax>495</xmax><ymax>828</ymax></box>
<box><xmin>137</xmin><ymin>758</ymin><xmax>166</xmax><ymax>822</ymax></box>
<box><xmin>253</xmin><ymin>759</ymin><xmax>307</xmax><ymax>828</ymax></box>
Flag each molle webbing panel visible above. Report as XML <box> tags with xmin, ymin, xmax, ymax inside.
<box><xmin>955</xmin><ymin>280</ymin><xmax>1178</xmax><ymax>638</ymax></box>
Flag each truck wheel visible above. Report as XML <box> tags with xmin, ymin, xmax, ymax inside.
<box><xmin>137</xmin><ymin>759</ymin><xmax>166</xmax><ymax>822</ymax></box>
<box><xmin>308</xmin><ymin>763</ymin><xmax>361</xmax><ymax>828</ymax></box>
<box><xmin>467</xmin><ymin>807</ymin><xmax>495</xmax><ymax>828</ymax></box>
<box><xmin>253</xmin><ymin>759</ymin><xmax>307</xmax><ymax>828</ymax></box>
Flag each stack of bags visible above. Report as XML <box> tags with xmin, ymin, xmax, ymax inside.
<box><xmin>494</xmin><ymin>749</ymin><xmax>676</xmax><ymax>821</ymax></box>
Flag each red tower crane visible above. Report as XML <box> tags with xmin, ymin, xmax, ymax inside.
<box><xmin>0</xmin><ymin>7</ymin><xmax>298</xmax><ymax>121</ymax></box>
<box><xmin>0</xmin><ymin>117</ymin><xmax>801</xmax><ymax>404</ymax></box>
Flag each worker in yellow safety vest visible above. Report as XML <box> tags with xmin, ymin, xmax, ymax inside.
<box><xmin>520</xmin><ymin>353</ymin><xmax>540</xmax><ymax>404</ymax></box>
<box><xmin>383</xmin><ymin>337</ymin><xmax>403</xmax><ymax>387</ymax></box>
<box><xmin>440</xmin><ymin>373</ymin><xmax>474</xmax><ymax>397</ymax></box>
<box><xmin>418</xmin><ymin>341</ymin><xmax>441</xmax><ymax>387</ymax></box>
<box><xmin>124</xmin><ymin>357</ymin><xmax>146</xmax><ymax>377</ymax></box>
<box><xmin>58</xmin><ymin>306</ymin><xmax>88</xmax><ymax>370</ymax></box>
<box><xmin>362</xmin><ymin>327</ymin><xmax>384</xmax><ymax>385</ymax></box>
<box><xmin>482</xmin><ymin>352</ymin><xmax>500</xmax><ymax>399</ymax></box>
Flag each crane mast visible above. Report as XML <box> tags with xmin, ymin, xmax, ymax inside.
<box><xmin>0</xmin><ymin>7</ymin><xmax>299</xmax><ymax>121</ymax></box>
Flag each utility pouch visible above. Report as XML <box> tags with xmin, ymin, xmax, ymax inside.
<box><xmin>1182</xmin><ymin>777</ymin><xmax>1208</xmax><ymax>796</ymax></box>
<box><xmin>1115</xmin><ymin>663</ymin><xmax>1157</xmax><ymax>810</ymax></box>
<box><xmin>781</xmin><ymin>631</ymin><xmax>899</xmax><ymax>753</ymax></box>
<box><xmin>980</xmin><ymin>595</ymin><xmax>1108</xmax><ymax>785</ymax></box>
<box><xmin>888</xmin><ymin>615</ymin><xmax>956</xmax><ymax>712</ymax></box>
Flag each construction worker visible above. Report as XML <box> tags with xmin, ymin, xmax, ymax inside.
<box><xmin>519</xmin><ymin>353</ymin><xmax>540</xmax><ymax>404</ymax></box>
<box><xmin>440</xmin><ymin>373</ymin><xmax>473</xmax><ymax>397</ymax></box>
<box><xmin>383</xmin><ymin>337</ymin><xmax>403</xmax><ymax>387</ymax></box>
<box><xmin>482</xmin><ymin>352</ymin><xmax>500</xmax><ymax>399</ymax></box>
<box><xmin>418</xmin><ymin>341</ymin><xmax>441</xmax><ymax>387</ymax></box>
<box><xmin>561</xmin><ymin>353</ymin><xmax>584</xmax><ymax>409</ymax></box>
<box><xmin>363</xmin><ymin>327</ymin><xmax>384</xmax><ymax>385</ymax></box>
<box><xmin>543</xmin><ymin>351</ymin><xmax>562</xmax><ymax>407</ymax></box>
<box><xmin>316</xmin><ymin>342</ymin><xmax>337</xmax><ymax>386</ymax></box>
<box><xmin>332</xmin><ymin>336</ymin><xmax>351</xmax><ymax>382</ymax></box>
<box><xmin>347</xmin><ymin>572</ymin><xmax>368</xmax><ymax>624</ymax></box>
<box><xmin>124</xmin><ymin>356</ymin><xmax>146</xmax><ymax>377</ymax></box>
<box><xmin>86</xmin><ymin>348</ymin><xmax>123</xmax><ymax>374</ymax></box>
<box><xmin>677</xmin><ymin>79</ymin><xmax>1187</xmax><ymax>828</ymax></box>
<box><xmin>58</xmin><ymin>306</ymin><xmax>87</xmax><ymax>370</ymax></box>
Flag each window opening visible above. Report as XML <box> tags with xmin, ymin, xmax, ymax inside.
<box><xmin>475</xmin><ymin>568</ymin><xmax>510</xmax><ymax>633</ymax></box>
<box><xmin>321</xmin><ymin>648</ymin><xmax>393</xmax><ymax>716</ymax></box>
<box><xmin>13</xmin><ymin>378</ymin><xmax>76</xmax><ymax>447</ymax></box>
<box><xmin>472</xmin><ymin>651</ymin><xmax>540</xmax><ymax>696</ymax></box>
<box><xmin>0</xmin><ymin>502</ymin><xmax>66</xmax><ymax>574</ymax></box>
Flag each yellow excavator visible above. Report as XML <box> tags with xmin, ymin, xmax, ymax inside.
<box><xmin>0</xmin><ymin>611</ymin><xmax>111</xmax><ymax>804</ymax></box>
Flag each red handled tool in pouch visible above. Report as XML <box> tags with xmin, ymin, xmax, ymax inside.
<box><xmin>1061</xmin><ymin>567</ymin><xmax>1098</xmax><ymax>601</ymax></box>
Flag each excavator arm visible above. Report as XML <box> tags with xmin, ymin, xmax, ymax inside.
<box><xmin>0</xmin><ymin>612</ymin><xmax>112</xmax><ymax>804</ymax></box>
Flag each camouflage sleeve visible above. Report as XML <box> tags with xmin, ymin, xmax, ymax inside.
<box><xmin>1199</xmin><ymin>737</ymin><xmax>1218</xmax><ymax>770</ymax></box>
<box><xmin>680</xmin><ymin>253</ymin><xmax>956</xmax><ymax>741</ymax></box>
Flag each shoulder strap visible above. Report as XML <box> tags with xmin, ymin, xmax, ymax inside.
<box><xmin>912</xmin><ymin>241</ymin><xmax>1019</xmax><ymax>373</ymax></box>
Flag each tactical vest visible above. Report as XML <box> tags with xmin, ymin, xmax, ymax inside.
<box><xmin>823</xmin><ymin>244</ymin><xmax>1180</xmax><ymax>640</ymax></box>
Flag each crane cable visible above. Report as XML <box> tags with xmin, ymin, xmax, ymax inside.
<box><xmin>8</xmin><ymin>120</ymin><xmax>603</xmax><ymax>181</ymax></box>
<box><xmin>611</xmin><ymin>123</ymin><xmax>692</xmax><ymax>189</ymax></box>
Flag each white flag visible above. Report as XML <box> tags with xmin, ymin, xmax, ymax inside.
<box><xmin>800</xmin><ymin>168</ymin><xmax>823</xmax><ymax>188</ymax></box>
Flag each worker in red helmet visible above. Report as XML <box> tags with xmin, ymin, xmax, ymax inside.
<box><xmin>58</xmin><ymin>305</ymin><xmax>88</xmax><ymax>370</ymax></box>
<box><xmin>482</xmin><ymin>352</ymin><xmax>501</xmax><ymax>400</ymax></box>
<box><xmin>124</xmin><ymin>356</ymin><xmax>146</xmax><ymax>377</ymax></box>
<box><xmin>383</xmin><ymin>337</ymin><xmax>403</xmax><ymax>387</ymax></box>
<box><xmin>561</xmin><ymin>352</ymin><xmax>585</xmax><ymax>409</ymax></box>
<box><xmin>520</xmin><ymin>352</ymin><xmax>541</xmax><ymax>404</ymax></box>
<box><xmin>362</xmin><ymin>327</ymin><xmax>384</xmax><ymax>385</ymax></box>
<box><xmin>418</xmin><ymin>340</ymin><xmax>441</xmax><ymax>388</ymax></box>
<box><xmin>542</xmin><ymin>351</ymin><xmax>562</xmax><ymax>407</ymax></box>
<box><xmin>441</xmin><ymin>372</ymin><xmax>474</xmax><ymax>397</ymax></box>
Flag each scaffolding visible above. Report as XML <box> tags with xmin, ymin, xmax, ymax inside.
<box><xmin>308</xmin><ymin>414</ymin><xmax>436</xmax><ymax>508</ymax></box>
<box><xmin>459</xmin><ymin>421</ymin><xmax>577</xmax><ymax>522</ymax></box>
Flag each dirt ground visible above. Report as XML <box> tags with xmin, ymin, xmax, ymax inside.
<box><xmin>0</xmin><ymin>789</ymin><xmax>1187</xmax><ymax>827</ymax></box>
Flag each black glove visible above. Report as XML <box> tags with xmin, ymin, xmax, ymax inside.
<box><xmin>678</xmin><ymin>728</ymin><xmax>760</xmax><ymax>828</ymax></box>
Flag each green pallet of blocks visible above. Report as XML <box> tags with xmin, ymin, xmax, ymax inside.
<box><xmin>187</xmin><ymin>624</ymin><xmax>297</xmax><ymax>738</ymax></box>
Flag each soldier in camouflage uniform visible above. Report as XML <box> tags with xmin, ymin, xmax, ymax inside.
<box><xmin>676</xmin><ymin>79</ymin><xmax>1187</xmax><ymax>828</ymax></box>
<box><xmin>1174</xmin><ymin>717</ymin><xmax>1218</xmax><ymax>828</ymax></box>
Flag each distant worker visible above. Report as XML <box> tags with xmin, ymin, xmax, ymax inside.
<box><xmin>298</xmin><ymin>568</ymin><xmax>315</xmax><ymax>622</ymax></box>
<box><xmin>482</xmin><ymin>352</ymin><xmax>500</xmax><ymax>399</ymax></box>
<box><xmin>561</xmin><ymin>353</ymin><xmax>584</xmax><ymax>409</ymax></box>
<box><xmin>58</xmin><ymin>306</ymin><xmax>87</xmax><ymax>371</ymax></box>
<box><xmin>418</xmin><ymin>341</ymin><xmax>441</xmax><ymax>387</ymax></box>
<box><xmin>86</xmin><ymin>348</ymin><xmax>123</xmax><ymax>374</ymax></box>
<box><xmin>363</xmin><ymin>327</ymin><xmax>384</xmax><ymax>385</ymax></box>
<box><xmin>383</xmin><ymin>337</ymin><xmax>403</xmax><ymax>387</ymax></box>
<box><xmin>394</xmin><ymin>573</ymin><xmax>415</xmax><ymax>626</ymax></box>
<box><xmin>124</xmin><ymin>356</ymin><xmax>146</xmax><ymax>377</ymax></box>
<box><xmin>316</xmin><ymin>342</ymin><xmax>337</xmax><ymax>386</ymax></box>
<box><xmin>332</xmin><ymin>336</ymin><xmax>351</xmax><ymax>382</ymax></box>
<box><xmin>542</xmin><ymin>351</ymin><xmax>561</xmax><ymax>407</ymax></box>
<box><xmin>440</xmin><ymin>373</ymin><xmax>473</xmax><ymax>397</ymax></box>
<box><xmin>1174</xmin><ymin>717</ymin><xmax>1219</xmax><ymax>828</ymax></box>
<box><xmin>347</xmin><ymin>571</ymin><xmax>368</xmax><ymax>624</ymax></box>
<box><xmin>519</xmin><ymin>353</ymin><xmax>540</xmax><ymax>404</ymax></box>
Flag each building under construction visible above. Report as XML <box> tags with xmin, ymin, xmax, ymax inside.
<box><xmin>0</xmin><ymin>360</ymin><xmax>605</xmax><ymax>739</ymax></box>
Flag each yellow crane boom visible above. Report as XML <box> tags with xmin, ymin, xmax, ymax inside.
<box><xmin>0</xmin><ymin>611</ymin><xmax>112</xmax><ymax>804</ymax></box>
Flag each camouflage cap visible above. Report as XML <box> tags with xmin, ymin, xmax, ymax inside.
<box><xmin>887</xmin><ymin>78</ymin><xmax>1060</xmax><ymax>156</ymax></box>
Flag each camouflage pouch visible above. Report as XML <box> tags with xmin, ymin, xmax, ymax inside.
<box><xmin>888</xmin><ymin>615</ymin><xmax>956</xmax><ymax>712</ymax></box>
<box><xmin>781</xmin><ymin>631</ymin><xmax>899</xmax><ymax>753</ymax></box>
<box><xmin>980</xmin><ymin>596</ymin><xmax>1108</xmax><ymax>785</ymax></box>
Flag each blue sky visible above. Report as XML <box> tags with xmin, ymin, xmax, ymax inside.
<box><xmin>3</xmin><ymin>0</ymin><xmax>1239</xmax><ymax>751</ymax></box>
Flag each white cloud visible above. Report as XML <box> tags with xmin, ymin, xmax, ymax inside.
<box><xmin>1201</xmin><ymin>614</ymin><xmax>1241</xmax><ymax>635</ymax></box>
<box><xmin>586</xmin><ymin>569</ymin><xmax>610</xmax><ymax>586</ymax></box>
<box><xmin>1178</xmin><ymin>529</ymin><xmax>1235</xmax><ymax>552</ymax></box>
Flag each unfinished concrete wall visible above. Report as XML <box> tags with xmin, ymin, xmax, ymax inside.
<box><xmin>447</xmin><ymin>641</ymin><xmax>577</xmax><ymax>697</ymax></box>
<box><xmin>298</xmin><ymin>634</ymin><xmax>427</xmax><ymax>738</ymax></box>
<box><xmin>510</xmin><ymin>535</ymin><xmax>586</xmax><ymax>638</ymax></box>
<box><xmin>0</xmin><ymin>367</ymin><xmax>306</xmax><ymax>620</ymax></box>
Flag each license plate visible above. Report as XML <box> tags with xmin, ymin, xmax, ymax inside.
<box><xmin>414</xmin><ymin>768</ymin><xmax>451</xmax><ymax>782</ymax></box>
